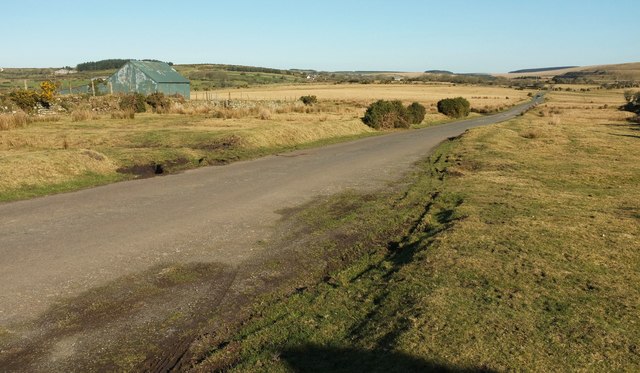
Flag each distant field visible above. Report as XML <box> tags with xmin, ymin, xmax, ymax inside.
<box><xmin>174</xmin><ymin>64</ymin><xmax>305</xmax><ymax>90</ymax></box>
<box><xmin>0</xmin><ymin>68</ymin><xmax>116</xmax><ymax>93</ymax></box>
<box><xmin>196</xmin><ymin>83</ymin><xmax>530</xmax><ymax>108</ymax></box>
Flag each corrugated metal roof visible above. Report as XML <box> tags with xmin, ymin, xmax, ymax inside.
<box><xmin>129</xmin><ymin>60</ymin><xmax>189</xmax><ymax>83</ymax></box>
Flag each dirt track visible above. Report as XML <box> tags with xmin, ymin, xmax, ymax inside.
<box><xmin>0</xmin><ymin>96</ymin><xmax>542</xmax><ymax>370</ymax></box>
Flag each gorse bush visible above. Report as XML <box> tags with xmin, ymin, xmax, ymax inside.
<box><xmin>9</xmin><ymin>90</ymin><xmax>42</xmax><ymax>112</ymax></box>
<box><xmin>437</xmin><ymin>97</ymin><xmax>470</xmax><ymax>118</ymax></box>
<box><xmin>623</xmin><ymin>90</ymin><xmax>640</xmax><ymax>114</ymax></box>
<box><xmin>7</xmin><ymin>81</ymin><xmax>58</xmax><ymax>112</ymax></box>
<box><xmin>300</xmin><ymin>95</ymin><xmax>318</xmax><ymax>106</ymax></box>
<box><xmin>362</xmin><ymin>100</ymin><xmax>426</xmax><ymax>129</ymax></box>
<box><xmin>39</xmin><ymin>80</ymin><xmax>57</xmax><ymax>105</ymax></box>
<box><xmin>362</xmin><ymin>100</ymin><xmax>410</xmax><ymax>129</ymax></box>
<box><xmin>406</xmin><ymin>102</ymin><xmax>426</xmax><ymax>124</ymax></box>
<box><xmin>119</xmin><ymin>93</ymin><xmax>146</xmax><ymax>113</ymax></box>
<box><xmin>145</xmin><ymin>92</ymin><xmax>171</xmax><ymax>112</ymax></box>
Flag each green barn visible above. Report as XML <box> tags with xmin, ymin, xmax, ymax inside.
<box><xmin>108</xmin><ymin>60</ymin><xmax>190</xmax><ymax>99</ymax></box>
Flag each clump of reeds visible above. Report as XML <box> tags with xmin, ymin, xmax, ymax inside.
<box><xmin>111</xmin><ymin>110</ymin><xmax>135</xmax><ymax>119</ymax></box>
<box><xmin>0</xmin><ymin>112</ymin><xmax>30</xmax><ymax>131</ymax></box>
<box><xmin>71</xmin><ymin>109</ymin><xmax>98</xmax><ymax>122</ymax></box>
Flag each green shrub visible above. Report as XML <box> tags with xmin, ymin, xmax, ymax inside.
<box><xmin>437</xmin><ymin>97</ymin><xmax>470</xmax><ymax>118</ymax></box>
<box><xmin>119</xmin><ymin>93</ymin><xmax>146</xmax><ymax>113</ymax></box>
<box><xmin>406</xmin><ymin>102</ymin><xmax>426</xmax><ymax>124</ymax></box>
<box><xmin>145</xmin><ymin>92</ymin><xmax>171</xmax><ymax>112</ymax></box>
<box><xmin>362</xmin><ymin>100</ymin><xmax>409</xmax><ymax>129</ymax></box>
<box><xmin>623</xmin><ymin>90</ymin><xmax>640</xmax><ymax>114</ymax></box>
<box><xmin>300</xmin><ymin>95</ymin><xmax>318</xmax><ymax>106</ymax></box>
<box><xmin>8</xmin><ymin>89</ymin><xmax>42</xmax><ymax>112</ymax></box>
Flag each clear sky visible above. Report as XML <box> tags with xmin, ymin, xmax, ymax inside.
<box><xmin>2</xmin><ymin>0</ymin><xmax>638</xmax><ymax>72</ymax></box>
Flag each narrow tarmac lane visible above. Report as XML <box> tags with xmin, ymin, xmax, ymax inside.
<box><xmin>0</xmin><ymin>96</ymin><xmax>542</xmax><ymax>325</ymax></box>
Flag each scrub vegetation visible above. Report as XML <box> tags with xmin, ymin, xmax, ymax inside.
<box><xmin>361</xmin><ymin>100</ymin><xmax>426</xmax><ymax>129</ymax></box>
<box><xmin>437</xmin><ymin>96</ymin><xmax>471</xmax><ymax>118</ymax></box>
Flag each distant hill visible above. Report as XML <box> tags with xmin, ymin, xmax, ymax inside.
<box><xmin>495</xmin><ymin>62</ymin><xmax>640</xmax><ymax>83</ymax></box>
<box><xmin>509</xmin><ymin>66</ymin><xmax>578</xmax><ymax>74</ymax></box>
<box><xmin>551</xmin><ymin>63</ymin><xmax>640</xmax><ymax>87</ymax></box>
<box><xmin>424</xmin><ymin>70</ymin><xmax>454</xmax><ymax>75</ymax></box>
<box><xmin>334</xmin><ymin>71</ymin><xmax>403</xmax><ymax>74</ymax></box>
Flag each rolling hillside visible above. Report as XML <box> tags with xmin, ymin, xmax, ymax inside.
<box><xmin>496</xmin><ymin>62</ymin><xmax>640</xmax><ymax>81</ymax></box>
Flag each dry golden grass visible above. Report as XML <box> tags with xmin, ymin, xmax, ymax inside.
<box><xmin>0</xmin><ymin>149</ymin><xmax>118</xmax><ymax>191</ymax></box>
<box><xmin>551</xmin><ymin>84</ymin><xmax>602</xmax><ymax>90</ymax></box>
<box><xmin>71</xmin><ymin>109</ymin><xmax>99</xmax><ymax>122</ymax></box>
<box><xmin>0</xmin><ymin>112</ymin><xmax>30</xmax><ymax>131</ymax></box>
<box><xmin>194</xmin><ymin>83</ymin><xmax>531</xmax><ymax>108</ymax></box>
<box><xmin>110</xmin><ymin>110</ymin><xmax>135</xmax><ymax>119</ymax></box>
<box><xmin>0</xmin><ymin>113</ymin><xmax>62</xmax><ymax>131</ymax></box>
<box><xmin>258</xmin><ymin>108</ymin><xmax>271</xmax><ymax>120</ymax></box>
<box><xmin>242</xmin><ymin>118</ymin><xmax>372</xmax><ymax>148</ymax></box>
<box><xmin>0</xmin><ymin>109</ymin><xmax>373</xmax><ymax>200</ymax></box>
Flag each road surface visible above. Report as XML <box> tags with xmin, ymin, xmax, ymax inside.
<box><xmin>0</xmin><ymin>95</ymin><xmax>543</xmax><ymax>326</ymax></box>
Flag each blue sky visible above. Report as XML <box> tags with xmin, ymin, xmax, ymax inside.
<box><xmin>2</xmin><ymin>0</ymin><xmax>638</xmax><ymax>72</ymax></box>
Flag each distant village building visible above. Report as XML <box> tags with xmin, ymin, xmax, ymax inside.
<box><xmin>107</xmin><ymin>60</ymin><xmax>190</xmax><ymax>99</ymax></box>
<box><xmin>54</xmin><ymin>68</ymin><xmax>76</xmax><ymax>75</ymax></box>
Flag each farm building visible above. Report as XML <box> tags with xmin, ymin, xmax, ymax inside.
<box><xmin>107</xmin><ymin>60</ymin><xmax>190</xmax><ymax>99</ymax></box>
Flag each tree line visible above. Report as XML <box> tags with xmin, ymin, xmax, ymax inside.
<box><xmin>76</xmin><ymin>59</ymin><xmax>174</xmax><ymax>72</ymax></box>
<box><xmin>76</xmin><ymin>59</ymin><xmax>130</xmax><ymax>71</ymax></box>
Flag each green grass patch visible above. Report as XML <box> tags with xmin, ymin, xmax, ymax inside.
<box><xmin>0</xmin><ymin>172</ymin><xmax>127</xmax><ymax>202</ymax></box>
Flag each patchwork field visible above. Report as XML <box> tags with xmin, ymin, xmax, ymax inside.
<box><xmin>0</xmin><ymin>84</ymin><xmax>529</xmax><ymax>201</ymax></box>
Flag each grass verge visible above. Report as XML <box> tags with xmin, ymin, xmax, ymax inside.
<box><xmin>0</xmin><ymin>114</ymin><xmax>378</xmax><ymax>202</ymax></box>
<box><xmin>0</xmin><ymin>172</ymin><xmax>126</xmax><ymax>202</ymax></box>
<box><xmin>188</xmin><ymin>90</ymin><xmax>640</xmax><ymax>372</ymax></box>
